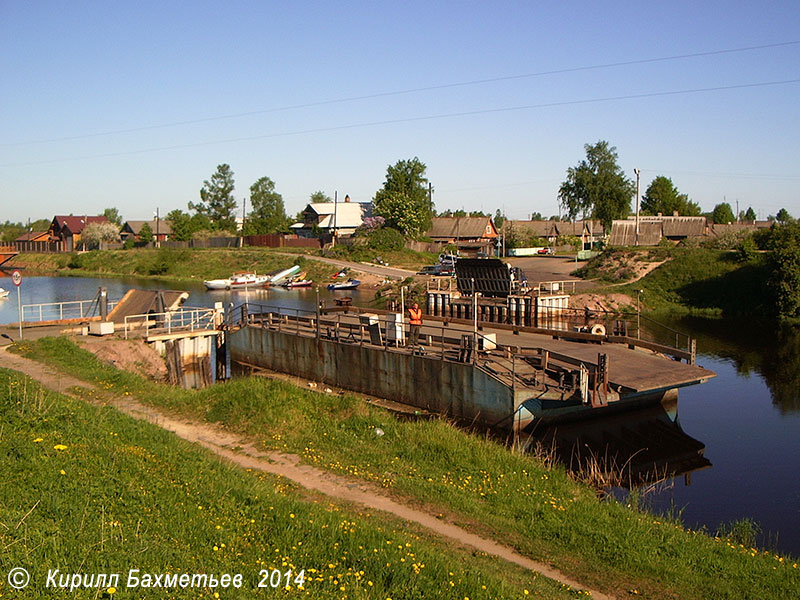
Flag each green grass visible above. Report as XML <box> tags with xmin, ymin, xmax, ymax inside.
<box><xmin>576</xmin><ymin>247</ymin><xmax>772</xmax><ymax>318</ymax></box>
<box><xmin>618</xmin><ymin>248</ymin><xmax>770</xmax><ymax>317</ymax></box>
<box><xmin>0</xmin><ymin>367</ymin><xmax>580</xmax><ymax>599</ymax></box>
<box><xmin>11</xmin><ymin>337</ymin><xmax>800</xmax><ymax>599</ymax></box>
<box><xmin>13</xmin><ymin>248</ymin><xmax>344</xmax><ymax>284</ymax></box>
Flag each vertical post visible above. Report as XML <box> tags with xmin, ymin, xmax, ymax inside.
<box><xmin>315</xmin><ymin>287</ymin><xmax>320</xmax><ymax>340</ymax></box>
<box><xmin>156</xmin><ymin>207</ymin><xmax>160</xmax><ymax>248</ymax></box>
<box><xmin>17</xmin><ymin>285</ymin><xmax>23</xmax><ymax>340</ymax></box>
<box><xmin>634</xmin><ymin>168</ymin><xmax>641</xmax><ymax>246</ymax></box>
<box><xmin>400</xmin><ymin>285</ymin><xmax>406</xmax><ymax>346</ymax></box>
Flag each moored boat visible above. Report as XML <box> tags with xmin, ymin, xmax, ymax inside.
<box><xmin>0</xmin><ymin>287</ymin><xmax>9</xmax><ymax>299</ymax></box>
<box><xmin>284</xmin><ymin>279</ymin><xmax>313</xmax><ymax>288</ymax></box>
<box><xmin>283</xmin><ymin>271</ymin><xmax>312</xmax><ymax>288</ymax></box>
<box><xmin>268</xmin><ymin>265</ymin><xmax>302</xmax><ymax>286</ymax></box>
<box><xmin>203</xmin><ymin>272</ymin><xmax>271</xmax><ymax>290</ymax></box>
<box><xmin>327</xmin><ymin>278</ymin><xmax>361</xmax><ymax>291</ymax></box>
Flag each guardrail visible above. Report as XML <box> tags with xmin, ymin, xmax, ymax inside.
<box><xmin>21</xmin><ymin>299</ymin><xmax>119</xmax><ymax>323</ymax></box>
<box><xmin>123</xmin><ymin>306</ymin><xmax>221</xmax><ymax>339</ymax></box>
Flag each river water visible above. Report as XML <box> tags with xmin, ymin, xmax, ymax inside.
<box><xmin>1</xmin><ymin>275</ymin><xmax>798</xmax><ymax>556</ymax></box>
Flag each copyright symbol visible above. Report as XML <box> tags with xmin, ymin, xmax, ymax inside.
<box><xmin>7</xmin><ymin>567</ymin><xmax>30</xmax><ymax>589</ymax></box>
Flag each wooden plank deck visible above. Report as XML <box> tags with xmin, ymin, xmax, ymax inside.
<box><xmin>438</xmin><ymin>322</ymin><xmax>715</xmax><ymax>393</ymax></box>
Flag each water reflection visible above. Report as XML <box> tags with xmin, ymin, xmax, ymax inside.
<box><xmin>651</xmin><ymin>316</ymin><xmax>800</xmax><ymax>413</ymax></box>
<box><xmin>524</xmin><ymin>396</ymin><xmax>711</xmax><ymax>490</ymax></box>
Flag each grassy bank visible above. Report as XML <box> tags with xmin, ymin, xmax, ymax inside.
<box><xmin>0</xmin><ymin>366</ymin><xmax>577</xmax><ymax>599</ymax></box>
<box><xmin>11</xmin><ymin>248</ymin><xmax>346</xmax><ymax>284</ymax></box>
<box><xmin>12</xmin><ymin>337</ymin><xmax>800</xmax><ymax>599</ymax></box>
<box><xmin>576</xmin><ymin>247</ymin><xmax>771</xmax><ymax>318</ymax></box>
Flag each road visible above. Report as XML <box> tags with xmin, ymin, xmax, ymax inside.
<box><xmin>281</xmin><ymin>253</ymin><xmax>417</xmax><ymax>280</ymax></box>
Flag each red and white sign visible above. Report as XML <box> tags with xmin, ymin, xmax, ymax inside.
<box><xmin>11</xmin><ymin>270</ymin><xmax>22</xmax><ymax>286</ymax></box>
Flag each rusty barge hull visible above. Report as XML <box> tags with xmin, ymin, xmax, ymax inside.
<box><xmin>227</xmin><ymin>312</ymin><xmax>713</xmax><ymax>431</ymax></box>
<box><xmin>229</xmin><ymin>324</ymin><xmax>517</xmax><ymax>427</ymax></box>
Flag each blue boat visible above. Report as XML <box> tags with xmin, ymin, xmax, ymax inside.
<box><xmin>327</xmin><ymin>278</ymin><xmax>361</xmax><ymax>291</ymax></box>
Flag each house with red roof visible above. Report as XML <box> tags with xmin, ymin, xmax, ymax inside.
<box><xmin>48</xmin><ymin>215</ymin><xmax>109</xmax><ymax>251</ymax></box>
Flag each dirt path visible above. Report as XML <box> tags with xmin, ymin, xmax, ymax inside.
<box><xmin>1</xmin><ymin>345</ymin><xmax>612</xmax><ymax>600</ymax></box>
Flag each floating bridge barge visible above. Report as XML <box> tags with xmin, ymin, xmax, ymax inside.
<box><xmin>226</xmin><ymin>302</ymin><xmax>715</xmax><ymax>432</ymax></box>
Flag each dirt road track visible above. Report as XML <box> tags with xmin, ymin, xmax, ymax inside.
<box><xmin>1</xmin><ymin>345</ymin><xmax>612</xmax><ymax>600</ymax></box>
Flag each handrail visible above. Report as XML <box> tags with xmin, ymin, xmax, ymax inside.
<box><xmin>21</xmin><ymin>298</ymin><xmax>119</xmax><ymax>322</ymax></box>
<box><xmin>123</xmin><ymin>306</ymin><xmax>219</xmax><ymax>339</ymax></box>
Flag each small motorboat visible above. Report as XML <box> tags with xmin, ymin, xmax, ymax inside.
<box><xmin>0</xmin><ymin>287</ymin><xmax>9</xmax><ymax>299</ymax></box>
<box><xmin>283</xmin><ymin>272</ymin><xmax>312</xmax><ymax>288</ymax></box>
<box><xmin>327</xmin><ymin>278</ymin><xmax>361</xmax><ymax>291</ymax></box>
<box><xmin>203</xmin><ymin>272</ymin><xmax>271</xmax><ymax>290</ymax></box>
<box><xmin>284</xmin><ymin>279</ymin><xmax>313</xmax><ymax>288</ymax></box>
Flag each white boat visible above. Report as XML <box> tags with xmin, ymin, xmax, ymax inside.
<box><xmin>203</xmin><ymin>272</ymin><xmax>271</xmax><ymax>290</ymax></box>
<box><xmin>0</xmin><ymin>287</ymin><xmax>9</xmax><ymax>299</ymax></box>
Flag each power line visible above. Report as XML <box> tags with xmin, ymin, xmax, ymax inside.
<box><xmin>2</xmin><ymin>78</ymin><xmax>798</xmax><ymax>168</ymax></box>
<box><xmin>4</xmin><ymin>40</ymin><xmax>799</xmax><ymax>147</ymax></box>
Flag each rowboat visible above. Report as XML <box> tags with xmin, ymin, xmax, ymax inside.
<box><xmin>327</xmin><ymin>278</ymin><xmax>361</xmax><ymax>291</ymax></box>
<box><xmin>203</xmin><ymin>272</ymin><xmax>271</xmax><ymax>290</ymax></box>
<box><xmin>0</xmin><ymin>287</ymin><xmax>9</xmax><ymax>299</ymax></box>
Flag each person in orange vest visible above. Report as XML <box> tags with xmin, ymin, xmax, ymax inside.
<box><xmin>407</xmin><ymin>302</ymin><xmax>423</xmax><ymax>348</ymax></box>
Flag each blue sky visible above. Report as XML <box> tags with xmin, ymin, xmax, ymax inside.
<box><xmin>1</xmin><ymin>1</ymin><xmax>798</xmax><ymax>224</ymax></box>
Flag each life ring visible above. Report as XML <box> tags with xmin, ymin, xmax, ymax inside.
<box><xmin>590</xmin><ymin>324</ymin><xmax>607</xmax><ymax>336</ymax></box>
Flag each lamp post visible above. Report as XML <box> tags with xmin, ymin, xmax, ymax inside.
<box><xmin>633</xmin><ymin>168</ymin><xmax>641</xmax><ymax>246</ymax></box>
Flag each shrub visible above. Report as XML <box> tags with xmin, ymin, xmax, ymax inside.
<box><xmin>365</xmin><ymin>227</ymin><xmax>404</xmax><ymax>252</ymax></box>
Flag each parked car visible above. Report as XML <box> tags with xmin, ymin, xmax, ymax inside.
<box><xmin>417</xmin><ymin>264</ymin><xmax>454</xmax><ymax>277</ymax></box>
<box><xmin>537</xmin><ymin>247</ymin><xmax>554</xmax><ymax>255</ymax></box>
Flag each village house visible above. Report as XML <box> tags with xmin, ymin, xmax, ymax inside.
<box><xmin>47</xmin><ymin>215</ymin><xmax>109</xmax><ymax>252</ymax></box>
<box><xmin>120</xmin><ymin>219</ymin><xmax>173</xmax><ymax>243</ymax></box>
<box><xmin>426</xmin><ymin>216</ymin><xmax>498</xmax><ymax>257</ymax></box>
<box><xmin>290</xmin><ymin>196</ymin><xmax>372</xmax><ymax>238</ymax></box>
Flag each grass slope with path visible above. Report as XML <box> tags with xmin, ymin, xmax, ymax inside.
<box><xmin>574</xmin><ymin>247</ymin><xmax>771</xmax><ymax>318</ymax></box>
<box><xmin>7</xmin><ymin>337</ymin><xmax>800</xmax><ymax>600</ymax></box>
<box><xmin>0</xmin><ymin>362</ymin><xmax>585</xmax><ymax>600</ymax></box>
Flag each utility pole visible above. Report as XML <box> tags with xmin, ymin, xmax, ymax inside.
<box><xmin>633</xmin><ymin>168</ymin><xmax>641</xmax><ymax>246</ymax></box>
<box><xmin>156</xmin><ymin>207</ymin><xmax>160</xmax><ymax>248</ymax></box>
<box><xmin>330</xmin><ymin>191</ymin><xmax>337</xmax><ymax>248</ymax></box>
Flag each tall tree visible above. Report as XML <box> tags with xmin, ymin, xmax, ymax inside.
<box><xmin>189</xmin><ymin>164</ymin><xmax>237</xmax><ymax>231</ymax></box>
<box><xmin>373</xmin><ymin>157</ymin><xmax>433</xmax><ymax>236</ymax></box>
<box><xmin>244</xmin><ymin>176</ymin><xmax>287</xmax><ymax>235</ymax></box>
<box><xmin>768</xmin><ymin>222</ymin><xmax>800</xmax><ymax>318</ymax></box>
<box><xmin>641</xmin><ymin>176</ymin><xmax>701</xmax><ymax>216</ymax></box>
<box><xmin>166</xmin><ymin>209</ymin><xmax>193</xmax><ymax>242</ymax></box>
<box><xmin>711</xmin><ymin>202</ymin><xmax>735</xmax><ymax>224</ymax></box>
<box><xmin>493</xmin><ymin>209</ymin><xmax>505</xmax><ymax>230</ymax></box>
<box><xmin>743</xmin><ymin>207</ymin><xmax>757</xmax><ymax>222</ymax></box>
<box><xmin>776</xmin><ymin>208</ymin><xmax>793</xmax><ymax>224</ymax></box>
<box><xmin>558</xmin><ymin>140</ymin><xmax>633</xmax><ymax>231</ymax></box>
<box><xmin>103</xmin><ymin>207</ymin><xmax>123</xmax><ymax>226</ymax></box>
<box><xmin>309</xmin><ymin>190</ymin><xmax>332</xmax><ymax>203</ymax></box>
<box><xmin>138</xmin><ymin>222</ymin><xmax>153</xmax><ymax>243</ymax></box>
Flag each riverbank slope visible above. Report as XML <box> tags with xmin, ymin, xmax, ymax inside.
<box><xmin>8</xmin><ymin>335</ymin><xmax>799</xmax><ymax>599</ymax></box>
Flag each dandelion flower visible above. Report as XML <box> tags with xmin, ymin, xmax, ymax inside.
<box><xmin>33</xmin><ymin>438</ymin><xmax>43</xmax><ymax>443</ymax></box>
<box><xmin>54</xmin><ymin>444</ymin><xmax>68</xmax><ymax>451</ymax></box>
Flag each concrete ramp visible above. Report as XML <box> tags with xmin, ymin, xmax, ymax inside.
<box><xmin>107</xmin><ymin>289</ymin><xmax>189</xmax><ymax>323</ymax></box>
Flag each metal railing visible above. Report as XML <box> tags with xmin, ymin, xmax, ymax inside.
<box><xmin>123</xmin><ymin>306</ymin><xmax>220</xmax><ymax>339</ymax></box>
<box><xmin>21</xmin><ymin>298</ymin><xmax>119</xmax><ymax>323</ymax></box>
<box><xmin>231</xmin><ymin>301</ymin><xmax>600</xmax><ymax>396</ymax></box>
